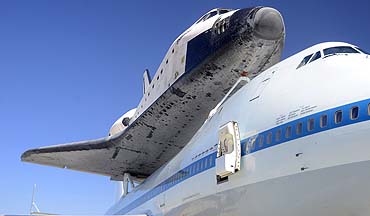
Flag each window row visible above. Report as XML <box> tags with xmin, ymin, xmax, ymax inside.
<box><xmin>252</xmin><ymin>104</ymin><xmax>367</xmax><ymax>151</ymax></box>
<box><xmin>163</xmin><ymin>156</ymin><xmax>214</xmax><ymax>187</ymax></box>
<box><xmin>138</xmin><ymin>154</ymin><xmax>213</xmax><ymax>205</ymax></box>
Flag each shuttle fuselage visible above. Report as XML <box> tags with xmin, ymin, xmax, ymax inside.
<box><xmin>106</xmin><ymin>7</ymin><xmax>285</xmax><ymax>176</ymax></box>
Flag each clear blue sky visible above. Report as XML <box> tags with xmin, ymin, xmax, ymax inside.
<box><xmin>1</xmin><ymin>0</ymin><xmax>369</xmax><ymax>214</ymax></box>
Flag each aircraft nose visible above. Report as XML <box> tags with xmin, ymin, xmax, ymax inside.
<box><xmin>252</xmin><ymin>7</ymin><xmax>284</xmax><ymax>40</ymax></box>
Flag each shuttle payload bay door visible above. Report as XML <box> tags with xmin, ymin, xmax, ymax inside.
<box><xmin>216</xmin><ymin>121</ymin><xmax>241</xmax><ymax>183</ymax></box>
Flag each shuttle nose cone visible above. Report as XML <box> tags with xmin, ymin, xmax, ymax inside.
<box><xmin>253</xmin><ymin>7</ymin><xmax>284</xmax><ymax>40</ymax></box>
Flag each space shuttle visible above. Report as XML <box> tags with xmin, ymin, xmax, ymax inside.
<box><xmin>22</xmin><ymin>6</ymin><xmax>285</xmax><ymax>181</ymax></box>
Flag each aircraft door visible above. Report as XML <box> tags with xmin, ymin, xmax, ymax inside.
<box><xmin>216</xmin><ymin>121</ymin><xmax>241</xmax><ymax>183</ymax></box>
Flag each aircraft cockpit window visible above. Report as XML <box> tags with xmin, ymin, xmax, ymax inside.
<box><xmin>323</xmin><ymin>46</ymin><xmax>360</xmax><ymax>57</ymax></box>
<box><xmin>355</xmin><ymin>47</ymin><xmax>369</xmax><ymax>55</ymax></box>
<box><xmin>297</xmin><ymin>54</ymin><xmax>313</xmax><ymax>69</ymax></box>
<box><xmin>309</xmin><ymin>51</ymin><xmax>321</xmax><ymax>63</ymax></box>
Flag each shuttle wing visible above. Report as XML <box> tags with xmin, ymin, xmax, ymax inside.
<box><xmin>21</xmin><ymin>117</ymin><xmax>174</xmax><ymax>179</ymax></box>
<box><xmin>21</xmin><ymin>82</ymin><xmax>216</xmax><ymax>179</ymax></box>
<box><xmin>21</xmin><ymin>136</ymin><xmax>130</xmax><ymax>179</ymax></box>
<box><xmin>21</xmin><ymin>76</ymin><xmax>251</xmax><ymax>180</ymax></box>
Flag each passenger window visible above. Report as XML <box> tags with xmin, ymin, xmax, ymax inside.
<box><xmin>275</xmin><ymin>129</ymin><xmax>282</xmax><ymax>141</ymax></box>
<box><xmin>320</xmin><ymin>115</ymin><xmax>328</xmax><ymax>128</ymax></box>
<box><xmin>267</xmin><ymin>132</ymin><xmax>272</xmax><ymax>144</ymax></box>
<box><xmin>351</xmin><ymin>106</ymin><xmax>359</xmax><ymax>120</ymax></box>
<box><xmin>296</xmin><ymin>122</ymin><xmax>303</xmax><ymax>135</ymax></box>
<box><xmin>250</xmin><ymin>138</ymin><xmax>256</xmax><ymax>151</ymax></box>
<box><xmin>309</xmin><ymin>51</ymin><xmax>321</xmax><ymax>63</ymax></box>
<box><xmin>307</xmin><ymin>118</ymin><xmax>314</xmax><ymax>131</ymax></box>
<box><xmin>285</xmin><ymin>126</ymin><xmax>292</xmax><ymax>138</ymax></box>
<box><xmin>368</xmin><ymin>103</ymin><xmax>370</xmax><ymax>115</ymax></box>
<box><xmin>297</xmin><ymin>54</ymin><xmax>313</xmax><ymax>69</ymax></box>
<box><xmin>258</xmin><ymin>135</ymin><xmax>264</xmax><ymax>147</ymax></box>
<box><xmin>335</xmin><ymin>110</ymin><xmax>343</xmax><ymax>124</ymax></box>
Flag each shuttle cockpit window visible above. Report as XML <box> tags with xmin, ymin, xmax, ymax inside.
<box><xmin>323</xmin><ymin>46</ymin><xmax>360</xmax><ymax>57</ymax></box>
<box><xmin>196</xmin><ymin>9</ymin><xmax>232</xmax><ymax>24</ymax></box>
<box><xmin>196</xmin><ymin>10</ymin><xmax>218</xmax><ymax>24</ymax></box>
<box><xmin>219</xmin><ymin>9</ymin><xmax>232</xmax><ymax>15</ymax></box>
<box><xmin>207</xmin><ymin>11</ymin><xmax>218</xmax><ymax>19</ymax></box>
